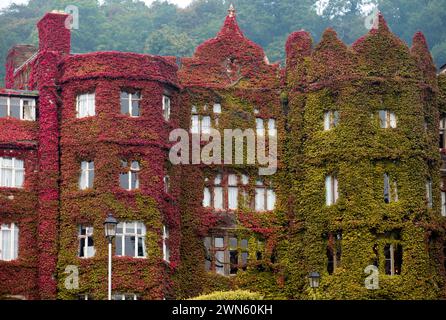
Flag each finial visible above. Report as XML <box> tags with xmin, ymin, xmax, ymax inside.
<box><xmin>228</xmin><ymin>4</ymin><xmax>236</xmax><ymax>18</ymax></box>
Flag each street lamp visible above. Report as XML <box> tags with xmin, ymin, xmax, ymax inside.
<box><xmin>104</xmin><ymin>213</ymin><xmax>118</xmax><ymax>300</ymax></box>
<box><xmin>308</xmin><ymin>271</ymin><xmax>320</xmax><ymax>300</ymax></box>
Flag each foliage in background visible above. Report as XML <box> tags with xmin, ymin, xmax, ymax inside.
<box><xmin>0</xmin><ymin>0</ymin><xmax>446</xmax><ymax>86</ymax></box>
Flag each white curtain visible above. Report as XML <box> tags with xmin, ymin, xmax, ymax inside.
<box><xmin>22</xmin><ymin>99</ymin><xmax>36</xmax><ymax>121</ymax></box>
<box><xmin>213</xmin><ymin>104</ymin><xmax>221</xmax><ymax>114</ymax></box>
<box><xmin>267</xmin><ymin>189</ymin><xmax>276</xmax><ymax>211</ymax></box>
<box><xmin>191</xmin><ymin>115</ymin><xmax>200</xmax><ymax>134</ymax></box>
<box><xmin>228</xmin><ymin>187</ymin><xmax>238</xmax><ymax>210</ymax></box>
<box><xmin>268</xmin><ymin>119</ymin><xmax>277</xmax><ymax>136</ymax></box>
<box><xmin>79</xmin><ymin>161</ymin><xmax>88</xmax><ymax>189</ymax></box>
<box><xmin>214</xmin><ymin>187</ymin><xmax>223</xmax><ymax>210</ymax></box>
<box><xmin>255</xmin><ymin>188</ymin><xmax>265</xmax><ymax>212</ymax></box>
<box><xmin>442</xmin><ymin>192</ymin><xmax>446</xmax><ymax>217</ymax></box>
<box><xmin>333</xmin><ymin>177</ymin><xmax>338</xmax><ymax>203</ymax></box>
<box><xmin>256</xmin><ymin>118</ymin><xmax>264</xmax><ymax>136</ymax></box>
<box><xmin>201</xmin><ymin>116</ymin><xmax>211</xmax><ymax>134</ymax></box>
<box><xmin>203</xmin><ymin>187</ymin><xmax>211</xmax><ymax>207</ymax></box>
<box><xmin>389</xmin><ymin>112</ymin><xmax>397</xmax><ymax>128</ymax></box>
<box><xmin>326</xmin><ymin>176</ymin><xmax>333</xmax><ymax>206</ymax></box>
<box><xmin>324</xmin><ymin>112</ymin><xmax>331</xmax><ymax>131</ymax></box>
<box><xmin>1</xmin><ymin>227</ymin><xmax>11</xmax><ymax>260</ymax></box>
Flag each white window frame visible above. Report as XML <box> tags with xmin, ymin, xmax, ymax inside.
<box><xmin>115</xmin><ymin>222</ymin><xmax>146</xmax><ymax>258</ymax></box>
<box><xmin>120</xmin><ymin>161</ymin><xmax>140</xmax><ymax>191</ymax></box>
<box><xmin>112</xmin><ymin>293</ymin><xmax>138</xmax><ymax>300</ymax></box>
<box><xmin>78</xmin><ymin>226</ymin><xmax>95</xmax><ymax>259</ymax></box>
<box><xmin>0</xmin><ymin>96</ymin><xmax>36</xmax><ymax>121</ymax></box>
<box><xmin>120</xmin><ymin>91</ymin><xmax>141</xmax><ymax>117</ymax></box>
<box><xmin>441</xmin><ymin>191</ymin><xmax>446</xmax><ymax>217</ymax></box>
<box><xmin>163</xmin><ymin>225</ymin><xmax>170</xmax><ymax>263</ymax></box>
<box><xmin>324</xmin><ymin>111</ymin><xmax>339</xmax><ymax>131</ymax></box>
<box><xmin>426</xmin><ymin>179</ymin><xmax>433</xmax><ymax>209</ymax></box>
<box><xmin>325</xmin><ymin>175</ymin><xmax>339</xmax><ymax>206</ymax></box>
<box><xmin>76</xmin><ymin>93</ymin><xmax>96</xmax><ymax>118</ymax></box>
<box><xmin>255</xmin><ymin>179</ymin><xmax>276</xmax><ymax>212</ymax></box>
<box><xmin>0</xmin><ymin>157</ymin><xmax>25</xmax><ymax>188</ymax></box>
<box><xmin>0</xmin><ymin>223</ymin><xmax>19</xmax><ymax>261</ymax></box>
<box><xmin>162</xmin><ymin>95</ymin><xmax>171</xmax><ymax>121</ymax></box>
<box><xmin>79</xmin><ymin>161</ymin><xmax>94</xmax><ymax>190</ymax></box>
<box><xmin>378</xmin><ymin>110</ymin><xmax>397</xmax><ymax>129</ymax></box>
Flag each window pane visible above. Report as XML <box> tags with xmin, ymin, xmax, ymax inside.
<box><xmin>390</xmin><ymin>112</ymin><xmax>397</xmax><ymax>128</ymax></box>
<box><xmin>267</xmin><ymin>189</ymin><xmax>276</xmax><ymax>211</ymax></box>
<box><xmin>0</xmin><ymin>97</ymin><xmax>7</xmax><ymax>117</ymax></box>
<box><xmin>131</xmin><ymin>161</ymin><xmax>140</xmax><ymax>171</ymax></box>
<box><xmin>333</xmin><ymin>111</ymin><xmax>340</xmax><ymax>127</ymax></box>
<box><xmin>131</xmin><ymin>99</ymin><xmax>140</xmax><ymax>117</ymax></box>
<box><xmin>1</xmin><ymin>229</ymin><xmax>11</xmax><ymax>260</ymax></box>
<box><xmin>10</xmin><ymin>98</ymin><xmax>20</xmax><ymax>119</ymax></box>
<box><xmin>268</xmin><ymin>119</ymin><xmax>277</xmax><ymax>136</ymax></box>
<box><xmin>22</xmin><ymin>99</ymin><xmax>35</xmax><ymax>121</ymax></box>
<box><xmin>214</xmin><ymin>174</ymin><xmax>222</xmax><ymax>185</ymax></box>
<box><xmin>241</xmin><ymin>252</ymin><xmax>248</xmax><ymax>266</ymax></box>
<box><xmin>125</xmin><ymin>222</ymin><xmax>135</xmax><ymax>234</ymax></box>
<box><xmin>203</xmin><ymin>187</ymin><xmax>211</xmax><ymax>207</ymax></box>
<box><xmin>325</xmin><ymin>176</ymin><xmax>333</xmax><ymax>206</ymax></box>
<box><xmin>87</xmin><ymin>93</ymin><xmax>95</xmax><ymax>116</ymax></box>
<box><xmin>214</xmin><ymin>187</ymin><xmax>223</xmax><ymax>210</ymax></box>
<box><xmin>229</xmin><ymin>237</ymin><xmax>238</xmax><ymax>249</ymax></box>
<box><xmin>13</xmin><ymin>226</ymin><xmax>18</xmax><ymax>260</ymax></box>
<box><xmin>240</xmin><ymin>239</ymin><xmax>248</xmax><ymax>249</ymax></box>
<box><xmin>86</xmin><ymin>237</ymin><xmax>95</xmax><ymax>258</ymax></box>
<box><xmin>120</xmin><ymin>173</ymin><xmax>129</xmax><ymax>190</ymax></box>
<box><xmin>215</xmin><ymin>251</ymin><xmax>225</xmax><ymax>275</ymax></box>
<box><xmin>120</xmin><ymin>92</ymin><xmax>129</xmax><ymax>115</ymax></box>
<box><xmin>214</xmin><ymin>237</ymin><xmax>224</xmax><ymax>248</ymax></box>
<box><xmin>201</xmin><ymin>116</ymin><xmax>211</xmax><ymax>134</ymax></box>
<box><xmin>255</xmin><ymin>188</ymin><xmax>265</xmax><ymax>211</ymax></box>
<box><xmin>228</xmin><ymin>187</ymin><xmax>238</xmax><ymax>210</ymax></box>
<box><xmin>324</xmin><ymin>112</ymin><xmax>331</xmax><ymax>131</ymax></box>
<box><xmin>384</xmin><ymin>174</ymin><xmax>390</xmax><ymax>203</ymax></box>
<box><xmin>115</xmin><ymin>235</ymin><xmax>122</xmax><ymax>255</ymax></box>
<box><xmin>241</xmin><ymin>175</ymin><xmax>249</xmax><ymax>185</ymax></box>
<box><xmin>213</xmin><ymin>104</ymin><xmax>221</xmax><ymax>114</ymax></box>
<box><xmin>191</xmin><ymin>115</ymin><xmax>200</xmax><ymax>134</ymax></box>
<box><xmin>1</xmin><ymin>168</ymin><xmax>13</xmax><ymax>187</ymax></box>
<box><xmin>131</xmin><ymin>172</ymin><xmax>139</xmax><ymax>190</ymax></box>
<box><xmin>125</xmin><ymin>235</ymin><xmax>136</xmax><ymax>257</ymax></box>
<box><xmin>442</xmin><ymin>192</ymin><xmax>446</xmax><ymax>217</ymax></box>
<box><xmin>137</xmin><ymin>237</ymin><xmax>145</xmax><ymax>257</ymax></box>
<box><xmin>256</xmin><ymin>118</ymin><xmax>264</xmax><ymax>136</ymax></box>
<box><xmin>379</xmin><ymin>110</ymin><xmax>387</xmax><ymax>128</ymax></box>
<box><xmin>384</xmin><ymin>244</ymin><xmax>392</xmax><ymax>275</ymax></box>
<box><xmin>228</xmin><ymin>174</ymin><xmax>237</xmax><ymax>186</ymax></box>
<box><xmin>15</xmin><ymin>169</ymin><xmax>24</xmax><ymax>188</ymax></box>
<box><xmin>88</xmin><ymin>165</ymin><xmax>94</xmax><ymax>189</ymax></box>
<box><xmin>230</xmin><ymin>251</ymin><xmax>238</xmax><ymax>274</ymax></box>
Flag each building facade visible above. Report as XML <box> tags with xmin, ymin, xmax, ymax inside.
<box><xmin>0</xmin><ymin>8</ymin><xmax>445</xmax><ymax>300</ymax></box>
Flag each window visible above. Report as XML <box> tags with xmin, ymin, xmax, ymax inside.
<box><xmin>112</xmin><ymin>294</ymin><xmax>138</xmax><ymax>300</ymax></box>
<box><xmin>426</xmin><ymin>178</ymin><xmax>433</xmax><ymax>209</ymax></box>
<box><xmin>0</xmin><ymin>96</ymin><xmax>36</xmax><ymax>121</ymax></box>
<box><xmin>79</xmin><ymin>161</ymin><xmax>94</xmax><ymax>190</ymax></box>
<box><xmin>213</xmin><ymin>103</ymin><xmax>221</xmax><ymax>126</ymax></box>
<box><xmin>440</xmin><ymin>116</ymin><xmax>446</xmax><ymax>149</ymax></box>
<box><xmin>0</xmin><ymin>157</ymin><xmax>24</xmax><ymax>188</ymax></box>
<box><xmin>325</xmin><ymin>175</ymin><xmax>338</xmax><ymax>206</ymax></box>
<box><xmin>191</xmin><ymin>115</ymin><xmax>211</xmax><ymax>135</ymax></box>
<box><xmin>0</xmin><ymin>223</ymin><xmax>18</xmax><ymax>261</ymax></box>
<box><xmin>120</xmin><ymin>91</ymin><xmax>140</xmax><ymax>117</ymax></box>
<box><xmin>115</xmin><ymin>222</ymin><xmax>146</xmax><ymax>258</ymax></box>
<box><xmin>384</xmin><ymin>243</ymin><xmax>403</xmax><ymax>276</ymax></box>
<box><xmin>256</xmin><ymin>118</ymin><xmax>265</xmax><ymax>136</ymax></box>
<box><xmin>119</xmin><ymin>161</ymin><xmax>140</xmax><ymax>191</ymax></box>
<box><xmin>378</xmin><ymin>110</ymin><xmax>397</xmax><ymax>129</ymax></box>
<box><xmin>255</xmin><ymin>179</ymin><xmax>276</xmax><ymax>212</ymax></box>
<box><xmin>163</xmin><ymin>175</ymin><xmax>170</xmax><ymax>193</ymax></box>
<box><xmin>324</xmin><ymin>111</ymin><xmax>339</xmax><ymax>131</ymax></box>
<box><xmin>442</xmin><ymin>191</ymin><xmax>446</xmax><ymax>217</ymax></box>
<box><xmin>384</xmin><ymin>173</ymin><xmax>398</xmax><ymax>203</ymax></box>
<box><xmin>203</xmin><ymin>173</ymin><xmax>252</xmax><ymax>211</ymax></box>
<box><xmin>327</xmin><ymin>232</ymin><xmax>342</xmax><ymax>275</ymax></box>
<box><xmin>78</xmin><ymin>294</ymin><xmax>90</xmax><ymax>300</ymax></box>
<box><xmin>162</xmin><ymin>95</ymin><xmax>171</xmax><ymax>121</ymax></box>
<box><xmin>204</xmin><ymin>235</ymin><xmax>249</xmax><ymax>276</ymax></box>
<box><xmin>163</xmin><ymin>225</ymin><xmax>170</xmax><ymax>263</ymax></box>
<box><xmin>78</xmin><ymin>226</ymin><xmax>95</xmax><ymax>258</ymax></box>
<box><xmin>76</xmin><ymin>93</ymin><xmax>95</xmax><ymax>118</ymax></box>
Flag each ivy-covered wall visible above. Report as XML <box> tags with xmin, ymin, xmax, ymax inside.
<box><xmin>283</xmin><ymin>14</ymin><xmax>445</xmax><ymax>299</ymax></box>
<box><xmin>0</xmin><ymin>9</ymin><xmax>445</xmax><ymax>300</ymax></box>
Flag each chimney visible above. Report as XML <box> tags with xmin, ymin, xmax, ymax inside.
<box><xmin>37</xmin><ymin>11</ymin><xmax>71</xmax><ymax>55</ymax></box>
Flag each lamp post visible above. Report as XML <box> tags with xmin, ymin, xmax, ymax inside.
<box><xmin>308</xmin><ymin>271</ymin><xmax>320</xmax><ymax>300</ymax></box>
<box><xmin>104</xmin><ymin>213</ymin><xmax>118</xmax><ymax>300</ymax></box>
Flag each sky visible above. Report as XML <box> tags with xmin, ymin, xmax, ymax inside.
<box><xmin>0</xmin><ymin>0</ymin><xmax>194</xmax><ymax>10</ymax></box>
